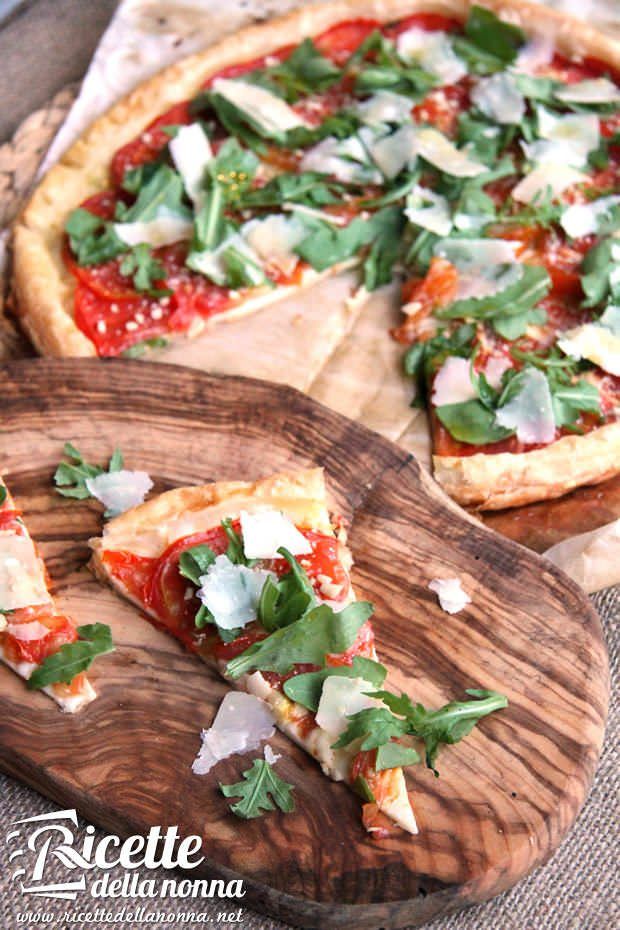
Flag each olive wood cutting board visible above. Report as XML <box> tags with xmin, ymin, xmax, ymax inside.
<box><xmin>0</xmin><ymin>359</ymin><xmax>610</xmax><ymax>930</ymax></box>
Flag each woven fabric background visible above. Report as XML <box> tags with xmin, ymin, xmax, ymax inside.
<box><xmin>0</xmin><ymin>588</ymin><xmax>616</xmax><ymax>930</ymax></box>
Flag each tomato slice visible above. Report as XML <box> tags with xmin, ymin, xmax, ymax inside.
<box><xmin>101</xmin><ymin>550</ymin><xmax>157</xmax><ymax>603</ymax></box>
<box><xmin>384</xmin><ymin>13</ymin><xmax>462</xmax><ymax>38</ymax></box>
<box><xmin>110</xmin><ymin>101</ymin><xmax>192</xmax><ymax>187</ymax></box>
<box><xmin>326</xmin><ymin>619</ymin><xmax>375</xmax><ymax>667</ymax></box>
<box><xmin>2</xmin><ymin>609</ymin><xmax>78</xmax><ymax>665</ymax></box>
<box><xmin>0</xmin><ymin>510</ymin><xmax>22</xmax><ymax>533</ymax></box>
<box><xmin>144</xmin><ymin>526</ymin><xmax>230</xmax><ymax>639</ymax></box>
<box><xmin>413</xmin><ymin>82</ymin><xmax>470</xmax><ymax>135</ymax></box>
<box><xmin>393</xmin><ymin>257</ymin><xmax>458</xmax><ymax>344</ymax></box>
<box><xmin>314</xmin><ymin>19</ymin><xmax>382</xmax><ymax>64</ymax></box>
<box><xmin>204</xmin><ymin>47</ymin><xmax>294</xmax><ymax>87</ymax></box>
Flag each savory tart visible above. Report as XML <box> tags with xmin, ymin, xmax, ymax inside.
<box><xmin>89</xmin><ymin>467</ymin><xmax>420</xmax><ymax>835</ymax></box>
<box><xmin>0</xmin><ymin>477</ymin><xmax>107</xmax><ymax>711</ymax></box>
<box><xmin>13</xmin><ymin>1</ymin><xmax>620</xmax><ymax>508</ymax></box>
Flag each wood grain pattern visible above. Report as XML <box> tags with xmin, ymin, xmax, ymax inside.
<box><xmin>0</xmin><ymin>359</ymin><xmax>609</xmax><ymax>929</ymax></box>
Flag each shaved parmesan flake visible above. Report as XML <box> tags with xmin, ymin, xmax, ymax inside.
<box><xmin>169</xmin><ymin>123</ymin><xmax>213</xmax><ymax>205</ymax></box>
<box><xmin>113</xmin><ymin>208</ymin><xmax>193</xmax><ymax>248</ymax></box>
<box><xmin>192</xmin><ymin>692</ymin><xmax>275</xmax><ymax>775</ymax></box>
<box><xmin>284</xmin><ymin>202</ymin><xmax>347</xmax><ymax>226</ymax></box>
<box><xmin>428</xmin><ymin>578</ymin><xmax>471</xmax><ymax>614</ymax></box>
<box><xmin>414</xmin><ymin>127</ymin><xmax>486</xmax><ymax>178</ymax></box>
<box><xmin>560</xmin><ymin>195</ymin><xmax>620</xmax><ymax>238</ymax></box>
<box><xmin>300</xmin><ymin>133</ymin><xmax>382</xmax><ymax>184</ymax></box>
<box><xmin>471</xmin><ymin>73</ymin><xmax>525</xmax><ymax>124</ymax></box>
<box><xmin>353</xmin><ymin>91</ymin><xmax>413</xmax><ymax>126</ymax></box>
<box><xmin>396</xmin><ymin>27</ymin><xmax>467</xmax><ymax>85</ymax></box>
<box><xmin>315</xmin><ymin>676</ymin><xmax>380</xmax><ymax>738</ymax></box>
<box><xmin>242</xmin><ymin>214</ymin><xmax>306</xmax><ymax>276</ymax></box>
<box><xmin>555</xmin><ymin>78</ymin><xmax>620</xmax><ymax>105</ymax></box>
<box><xmin>196</xmin><ymin>555</ymin><xmax>273</xmax><ymax>630</ymax></box>
<box><xmin>0</xmin><ymin>535</ymin><xmax>50</xmax><ymax>611</ymax></box>
<box><xmin>600</xmin><ymin>305</ymin><xmax>620</xmax><ymax>335</ymax></box>
<box><xmin>240</xmin><ymin>509</ymin><xmax>312</xmax><ymax>560</ymax></box>
<box><xmin>514</xmin><ymin>34</ymin><xmax>554</xmax><ymax>74</ymax></box>
<box><xmin>405</xmin><ymin>186</ymin><xmax>452</xmax><ymax>236</ymax></box>
<box><xmin>6</xmin><ymin>620</ymin><xmax>51</xmax><ymax>642</ymax></box>
<box><xmin>456</xmin><ymin>264</ymin><xmax>522</xmax><ymax>301</ymax></box>
<box><xmin>369</xmin><ymin>124</ymin><xmax>416</xmax><ymax>179</ymax></box>
<box><xmin>434</xmin><ymin>238</ymin><xmax>519</xmax><ymax>268</ymax></box>
<box><xmin>521</xmin><ymin>138</ymin><xmax>587</xmax><ymax>169</ymax></box>
<box><xmin>187</xmin><ymin>232</ymin><xmax>263</xmax><ymax>286</ymax></box>
<box><xmin>537</xmin><ymin>107</ymin><xmax>599</xmax><ymax>164</ymax></box>
<box><xmin>432</xmin><ymin>356</ymin><xmax>477</xmax><ymax>406</ymax></box>
<box><xmin>495</xmin><ymin>368</ymin><xmax>555</xmax><ymax>443</ymax></box>
<box><xmin>558</xmin><ymin>322</ymin><xmax>620</xmax><ymax>376</ymax></box>
<box><xmin>264</xmin><ymin>745</ymin><xmax>281</xmax><ymax>765</ymax></box>
<box><xmin>511</xmin><ymin>163</ymin><xmax>588</xmax><ymax>204</ymax></box>
<box><xmin>85</xmin><ymin>470</ymin><xmax>153</xmax><ymax>516</ymax></box>
<box><xmin>212</xmin><ymin>78</ymin><xmax>307</xmax><ymax>135</ymax></box>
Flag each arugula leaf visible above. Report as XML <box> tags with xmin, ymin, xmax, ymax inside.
<box><xmin>64</xmin><ymin>208</ymin><xmax>125</xmax><ymax>266</ymax></box>
<box><xmin>238</xmin><ymin>172</ymin><xmax>346</xmax><ymax>209</ymax></box>
<box><xmin>0</xmin><ymin>485</ymin><xmax>6</xmax><ymax>507</ymax></box>
<box><xmin>550</xmin><ymin>378</ymin><xmax>601</xmax><ymax>428</ymax></box>
<box><xmin>513</xmin><ymin>73</ymin><xmax>558</xmax><ymax>104</ymax></box>
<box><xmin>223</xmin><ymin>245</ymin><xmax>273</xmax><ymax>289</ymax></box>
<box><xmin>373</xmin><ymin>688</ymin><xmax>508</xmax><ymax>774</ymax></box>
<box><xmin>221</xmin><ymin>517</ymin><xmax>254</xmax><ymax>566</ymax></box>
<box><xmin>119</xmin><ymin>243</ymin><xmax>171</xmax><ymax>296</ymax></box>
<box><xmin>435</xmin><ymin>398</ymin><xmax>513</xmax><ymax>445</ymax></box>
<box><xmin>375</xmin><ymin>742</ymin><xmax>420</xmax><ymax>772</ymax></box>
<box><xmin>121</xmin><ymin>336</ymin><xmax>168</xmax><ymax>358</ymax></box>
<box><xmin>436</xmin><ymin>264</ymin><xmax>551</xmax><ymax>338</ymax></box>
<box><xmin>282</xmin><ymin>656</ymin><xmax>387</xmax><ymax>711</ymax></box>
<box><xmin>225</xmin><ymin>601</ymin><xmax>373</xmax><ymax>679</ymax></box>
<box><xmin>362</xmin><ymin>206</ymin><xmax>406</xmax><ymax>290</ymax></box>
<box><xmin>122</xmin><ymin>161</ymin><xmax>163</xmax><ymax>195</ymax></box>
<box><xmin>296</xmin><ymin>207</ymin><xmax>401</xmax><ymax>288</ymax></box>
<box><xmin>332</xmin><ymin>707</ymin><xmax>409</xmax><ymax>750</ymax></box>
<box><xmin>463</xmin><ymin>5</ymin><xmax>525</xmax><ymax>65</ymax></box>
<box><xmin>282</xmin><ymin>112</ymin><xmax>361</xmax><ymax>149</ymax></box>
<box><xmin>178</xmin><ymin>544</ymin><xmax>217</xmax><ymax>585</ymax></box>
<box><xmin>193</xmin><ymin>185</ymin><xmax>226</xmax><ymax>251</ymax></box>
<box><xmin>255</xmin><ymin>39</ymin><xmax>341</xmax><ymax>102</ymax></box>
<box><xmin>581</xmin><ymin>237</ymin><xmax>620</xmax><ymax>308</ymax></box>
<box><xmin>220</xmin><ymin>758</ymin><xmax>295</xmax><ymax>818</ymax></box>
<box><xmin>54</xmin><ymin>443</ymin><xmax>123</xmax><ymax>500</ymax></box>
<box><xmin>257</xmin><ymin>547</ymin><xmax>316</xmax><ymax>632</ymax></box>
<box><xmin>118</xmin><ymin>164</ymin><xmax>188</xmax><ymax>223</ymax></box>
<box><xmin>27</xmin><ymin>623</ymin><xmax>115</xmax><ymax>689</ymax></box>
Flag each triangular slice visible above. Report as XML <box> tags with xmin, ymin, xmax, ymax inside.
<box><xmin>0</xmin><ymin>477</ymin><xmax>96</xmax><ymax>712</ymax></box>
<box><xmin>89</xmin><ymin>468</ymin><xmax>417</xmax><ymax>835</ymax></box>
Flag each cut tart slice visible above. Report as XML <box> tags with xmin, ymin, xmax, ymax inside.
<box><xmin>89</xmin><ymin>467</ymin><xmax>418</xmax><ymax>835</ymax></box>
<box><xmin>0</xmin><ymin>477</ymin><xmax>98</xmax><ymax>712</ymax></box>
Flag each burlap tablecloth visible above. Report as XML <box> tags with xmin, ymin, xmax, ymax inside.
<box><xmin>1</xmin><ymin>587</ymin><xmax>616</xmax><ymax>930</ymax></box>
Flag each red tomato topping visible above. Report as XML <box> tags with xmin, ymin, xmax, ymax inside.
<box><xmin>0</xmin><ymin>510</ymin><xmax>23</xmax><ymax>533</ymax></box>
<box><xmin>326</xmin><ymin>619</ymin><xmax>375</xmax><ymax>667</ymax></box>
<box><xmin>314</xmin><ymin>19</ymin><xmax>381</xmax><ymax>64</ymax></box>
<box><xmin>110</xmin><ymin>101</ymin><xmax>192</xmax><ymax>188</ymax></box>
<box><xmin>101</xmin><ymin>550</ymin><xmax>157</xmax><ymax>603</ymax></box>
<box><xmin>2</xmin><ymin>609</ymin><xmax>78</xmax><ymax>665</ymax></box>
<box><xmin>413</xmin><ymin>83</ymin><xmax>470</xmax><ymax>136</ymax></box>
<box><xmin>393</xmin><ymin>257</ymin><xmax>459</xmax><ymax>344</ymax></box>
<box><xmin>384</xmin><ymin>13</ymin><xmax>461</xmax><ymax>37</ymax></box>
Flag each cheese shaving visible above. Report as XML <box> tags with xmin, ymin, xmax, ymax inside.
<box><xmin>192</xmin><ymin>692</ymin><xmax>275</xmax><ymax>775</ymax></box>
<box><xmin>428</xmin><ymin>578</ymin><xmax>471</xmax><ymax>614</ymax></box>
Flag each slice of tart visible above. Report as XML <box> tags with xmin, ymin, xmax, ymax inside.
<box><xmin>89</xmin><ymin>467</ymin><xmax>417</xmax><ymax>835</ymax></box>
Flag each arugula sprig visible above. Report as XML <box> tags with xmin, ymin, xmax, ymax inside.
<box><xmin>283</xmin><ymin>655</ymin><xmax>387</xmax><ymax>711</ymax></box>
<box><xmin>335</xmin><ymin>688</ymin><xmax>508</xmax><ymax>775</ymax></box>
<box><xmin>119</xmin><ymin>243</ymin><xmax>172</xmax><ymax>297</ymax></box>
<box><xmin>226</xmin><ymin>601</ymin><xmax>373</xmax><ymax>679</ymax></box>
<box><xmin>248</xmin><ymin>38</ymin><xmax>341</xmax><ymax>103</ymax></box>
<box><xmin>27</xmin><ymin>623</ymin><xmax>115</xmax><ymax>690</ymax></box>
<box><xmin>258</xmin><ymin>547</ymin><xmax>316</xmax><ymax>632</ymax></box>
<box><xmin>54</xmin><ymin>443</ymin><xmax>123</xmax><ymax>500</ymax></box>
<box><xmin>65</xmin><ymin>208</ymin><xmax>125</xmax><ymax>266</ymax></box>
<box><xmin>453</xmin><ymin>6</ymin><xmax>525</xmax><ymax>74</ymax></box>
<box><xmin>220</xmin><ymin>758</ymin><xmax>295</xmax><ymax>819</ymax></box>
